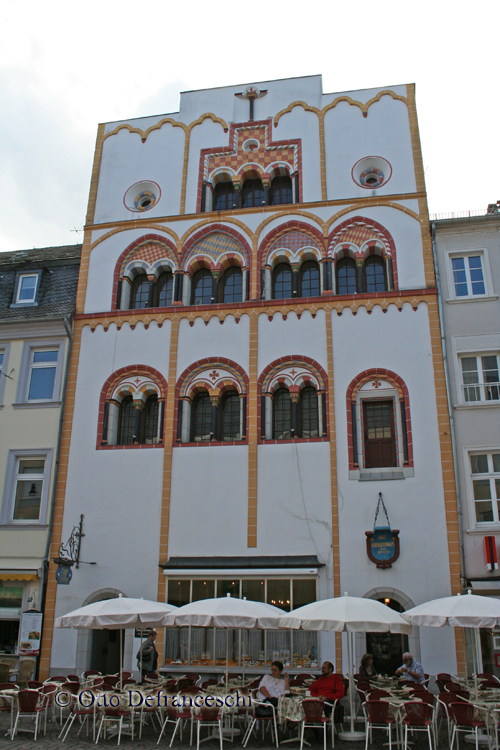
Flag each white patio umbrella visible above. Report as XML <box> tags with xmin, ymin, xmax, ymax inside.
<box><xmin>278</xmin><ymin>593</ymin><xmax>412</xmax><ymax>741</ymax></box>
<box><xmin>55</xmin><ymin>594</ymin><xmax>178</xmax><ymax>684</ymax></box>
<box><xmin>403</xmin><ymin>591</ymin><xmax>500</xmax><ymax>687</ymax></box>
<box><xmin>162</xmin><ymin>594</ymin><xmax>285</xmax><ymax>683</ymax></box>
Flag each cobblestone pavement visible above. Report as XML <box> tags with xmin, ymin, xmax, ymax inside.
<box><xmin>0</xmin><ymin>712</ymin><xmax>444</xmax><ymax>749</ymax></box>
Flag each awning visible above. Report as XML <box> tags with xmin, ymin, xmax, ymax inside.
<box><xmin>469</xmin><ymin>580</ymin><xmax>500</xmax><ymax>592</ymax></box>
<box><xmin>0</xmin><ymin>572</ymin><xmax>38</xmax><ymax>582</ymax></box>
<box><xmin>161</xmin><ymin>555</ymin><xmax>323</xmax><ymax>570</ymax></box>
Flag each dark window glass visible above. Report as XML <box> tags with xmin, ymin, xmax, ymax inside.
<box><xmin>300</xmin><ymin>387</ymin><xmax>319</xmax><ymax>438</ymax></box>
<box><xmin>221</xmin><ymin>267</ymin><xmax>243</xmax><ymax>304</ymax></box>
<box><xmin>145</xmin><ymin>395</ymin><xmax>159</xmax><ymax>443</ymax></box>
<box><xmin>192</xmin><ymin>269</ymin><xmax>213</xmax><ymax>305</ymax></box>
<box><xmin>270</xmin><ymin>176</ymin><xmax>293</xmax><ymax>205</ymax></box>
<box><xmin>364</xmin><ymin>256</ymin><xmax>386</xmax><ymax>293</ymax></box>
<box><xmin>220</xmin><ymin>392</ymin><xmax>240</xmax><ymax>441</ymax></box>
<box><xmin>167</xmin><ymin>580</ymin><xmax>190</xmax><ymax>608</ymax></box>
<box><xmin>336</xmin><ymin>258</ymin><xmax>357</xmax><ymax>295</ymax></box>
<box><xmin>213</xmin><ymin>182</ymin><xmax>236</xmax><ymax>211</ymax></box>
<box><xmin>155</xmin><ymin>272</ymin><xmax>173</xmax><ymax>307</ymax></box>
<box><xmin>192</xmin><ymin>393</ymin><xmax>212</xmax><ymax>442</ymax></box>
<box><xmin>130</xmin><ymin>275</ymin><xmax>150</xmax><ymax>309</ymax></box>
<box><xmin>363</xmin><ymin>400</ymin><xmax>396</xmax><ymax>468</ymax></box>
<box><xmin>118</xmin><ymin>396</ymin><xmax>135</xmax><ymax>445</ymax></box>
<box><xmin>242</xmin><ymin>179</ymin><xmax>264</xmax><ymax>208</ymax></box>
<box><xmin>300</xmin><ymin>261</ymin><xmax>320</xmax><ymax>298</ymax></box>
<box><xmin>273</xmin><ymin>263</ymin><xmax>292</xmax><ymax>300</ymax></box>
<box><xmin>274</xmin><ymin>388</ymin><xmax>291</xmax><ymax>440</ymax></box>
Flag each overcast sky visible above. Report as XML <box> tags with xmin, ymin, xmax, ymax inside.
<box><xmin>0</xmin><ymin>0</ymin><xmax>497</xmax><ymax>253</ymax></box>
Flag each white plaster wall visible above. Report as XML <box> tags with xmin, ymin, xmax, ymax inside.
<box><xmin>272</xmin><ymin>108</ymin><xmax>323</xmax><ymax>204</ymax></box>
<box><xmin>184</xmin><ymin>119</ymin><xmax>232</xmax><ymax>216</ymax></box>
<box><xmin>324</xmin><ymin>96</ymin><xmax>416</xmax><ymax>200</ymax></box>
<box><xmin>258</xmin><ymin>310</ymin><xmax>328</xmax><ymax>375</ymax></box>
<box><xmin>168</xmin><ymin>446</ymin><xmax>248</xmax><ymax>555</ymax></box>
<box><xmin>176</xmin><ymin>315</ymin><xmax>249</xmax><ymax>379</ymax></box>
<box><xmin>94</xmin><ymin>124</ymin><xmax>186</xmax><ymax>224</ymax></box>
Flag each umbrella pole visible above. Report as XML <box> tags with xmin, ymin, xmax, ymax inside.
<box><xmin>225</xmin><ymin>627</ymin><xmax>229</xmax><ymax>686</ymax></box>
<box><xmin>338</xmin><ymin>630</ymin><xmax>365</xmax><ymax>741</ymax></box>
<box><xmin>119</xmin><ymin>628</ymin><xmax>123</xmax><ymax>689</ymax></box>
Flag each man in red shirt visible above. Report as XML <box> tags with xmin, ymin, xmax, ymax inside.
<box><xmin>310</xmin><ymin>661</ymin><xmax>345</xmax><ymax>721</ymax></box>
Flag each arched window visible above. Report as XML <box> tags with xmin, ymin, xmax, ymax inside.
<box><xmin>274</xmin><ymin>388</ymin><xmax>291</xmax><ymax>440</ymax></box>
<box><xmin>221</xmin><ymin>267</ymin><xmax>243</xmax><ymax>304</ymax></box>
<box><xmin>300</xmin><ymin>387</ymin><xmax>319</xmax><ymax>438</ymax></box>
<box><xmin>270</xmin><ymin>176</ymin><xmax>293</xmax><ymax>206</ymax></box>
<box><xmin>336</xmin><ymin>258</ymin><xmax>357</xmax><ymax>295</ymax></box>
<box><xmin>118</xmin><ymin>396</ymin><xmax>135</xmax><ymax>445</ymax></box>
<box><xmin>273</xmin><ymin>263</ymin><xmax>292</xmax><ymax>300</ymax></box>
<box><xmin>213</xmin><ymin>182</ymin><xmax>236</xmax><ymax>211</ymax></box>
<box><xmin>242</xmin><ymin>179</ymin><xmax>264</xmax><ymax>208</ymax></box>
<box><xmin>220</xmin><ymin>392</ymin><xmax>240</xmax><ymax>441</ymax></box>
<box><xmin>364</xmin><ymin>256</ymin><xmax>386</xmax><ymax>293</ymax></box>
<box><xmin>130</xmin><ymin>275</ymin><xmax>150</xmax><ymax>309</ymax></box>
<box><xmin>299</xmin><ymin>261</ymin><xmax>320</xmax><ymax>298</ymax></box>
<box><xmin>192</xmin><ymin>393</ymin><xmax>212</xmax><ymax>442</ymax></box>
<box><xmin>155</xmin><ymin>271</ymin><xmax>173</xmax><ymax>307</ymax></box>
<box><xmin>191</xmin><ymin>269</ymin><xmax>213</xmax><ymax>305</ymax></box>
<box><xmin>144</xmin><ymin>395</ymin><xmax>159</xmax><ymax>443</ymax></box>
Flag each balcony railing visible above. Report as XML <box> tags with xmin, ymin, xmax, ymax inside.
<box><xmin>463</xmin><ymin>383</ymin><xmax>500</xmax><ymax>403</ymax></box>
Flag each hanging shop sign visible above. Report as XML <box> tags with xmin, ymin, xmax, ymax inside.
<box><xmin>56</xmin><ymin>565</ymin><xmax>73</xmax><ymax>585</ymax></box>
<box><xmin>18</xmin><ymin>611</ymin><xmax>43</xmax><ymax>655</ymax></box>
<box><xmin>366</xmin><ymin>493</ymin><xmax>400</xmax><ymax>569</ymax></box>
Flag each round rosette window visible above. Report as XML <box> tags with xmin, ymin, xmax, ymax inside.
<box><xmin>352</xmin><ymin>157</ymin><xmax>392</xmax><ymax>189</ymax></box>
<box><xmin>123</xmin><ymin>181</ymin><xmax>161</xmax><ymax>212</ymax></box>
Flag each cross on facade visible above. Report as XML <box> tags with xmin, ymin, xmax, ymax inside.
<box><xmin>235</xmin><ymin>87</ymin><xmax>268</xmax><ymax>121</ymax></box>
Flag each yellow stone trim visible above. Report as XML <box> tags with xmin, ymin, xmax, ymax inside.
<box><xmin>85</xmin><ymin>123</ymin><xmax>106</xmax><ymax>227</ymax></box>
<box><xmin>325</xmin><ymin>201</ymin><xmax>420</xmax><ymax>229</ymax></box>
<box><xmin>247</xmin><ymin>311</ymin><xmax>258</xmax><ymax>547</ymax></box>
<box><xmin>38</xmin><ymin>326</ymin><xmax>84</xmax><ymax>680</ymax></box>
<box><xmin>255</xmin><ymin>209</ymin><xmax>327</xmax><ymax>240</ymax></box>
<box><xmin>321</xmin><ymin>89</ymin><xmax>409</xmax><ymax>118</ymax></box>
<box><xmin>89</xmin><ymin>224</ymin><xmax>180</xmax><ymax>252</ymax></box>
<box><xmin>273</xmin><ymin>100</ymin><xmax>321</xmax><ymax>124</ymax></box>
<box><xmin>324</xmin><ymin>308</ymin><xmax>341</xmax><ymax>671</ymax></box>
<box><xmin>179</xmin><ymin>216</ymin><xmax>255</xmax><ymax>247</ymax></box>
<box><xmin>156</xmin><ymin>317</ymin><xmax>180</xmax><ymax>665</ymax></box>
<box><xmin>405</xmin><ymin>85</ymin><xmax>427</xmax><ymax>196</ymax></box>
<box><xmin>102</xmin><ymin>118</ymin><xmax>188</xmax><ymax>143</ymax></box>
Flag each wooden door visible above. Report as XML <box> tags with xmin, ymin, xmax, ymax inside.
<box><xmin>363</xmin><ymin>400</ymin><xmax>397</xmax><ymax>468</ymax></box>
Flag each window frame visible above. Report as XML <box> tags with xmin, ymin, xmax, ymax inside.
<box><xmin>0</xmin><ymin>448</ymin><xmax>53</xmax><ymax>526</ymax></box>
<box><xmin>0</xmin><ymin>342</ymin><xmax>11</xmax><ymax>407</ymax></box>
<box><xmin>465</xmin><ymin>448</ymin><xmax>500</xmax><ymax>529</ymax></box>
<box><xmin>363</xmin><ymin>255</ymin><xmax>387</xmax><ymax>293</ymax></box>
<box><xmin>336</xmin><ymin>257</ymin><xmax>358</xmax><ymax>295</ymax></box>
<box><xmin>14</xmin><ymin>339</ymin><xmax>65</xmax><ymax>408</ymax></box>
<box><xmin>445</xmin><ymin>248</ymin><xmax>494</xmax><ymax>301</ymax></box>
<box><xmin>272</xmin><ymin>262</ymin><xmax>293</xmax><ymax>300</ymax></box>
<box><xmin>458</xmin><ymin>353</ymin><xmax>500</xmax><ymax>405</ymax></box>
<box><xmin>11</xmin><ymin>271</ymin><xmax>42</xmax><ymax>307</ymax></box>
<box><xmin>299</xmin><ymin>261</ymin><xmax>321</xmax><ymax>299</ymax></box>
<box><xmin>220</xmin><ymin>267</ymin><xmax>243</xmax><ymax>304</ymax></box>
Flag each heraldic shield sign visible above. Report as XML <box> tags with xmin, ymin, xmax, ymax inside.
<box><xmin>366</xmin><ymin>493</ymin><xmax>400</xmax><ymax>569</ymax></box>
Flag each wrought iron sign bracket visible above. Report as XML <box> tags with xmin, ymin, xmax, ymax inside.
<box><xmin>53</xmin><ymin>514</ymin><xmax>95</xmax><ymax>569</ymax></box>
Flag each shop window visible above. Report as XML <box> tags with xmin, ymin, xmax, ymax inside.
<box><xmin>269</xmin><ymin>176</ymin><xmax>293</xmax><ymax>206</ymax></box>
<box><xmin>192</xmin><ymin>392</ymin><xmax>212</xmax><ymax>442</ymax></box>
<box><xmin>273</xmin><ymin>263</ymin><xmax>292</xmax><ymax>300</ymax></box>
<box><xmin>461</xmin><ymin>355</ymin><xmax>499</xmax><ymax>403</ymax></box>
<box><xmin>336</xmin><ymin>258</ymin><xmax>357</xmax><ymax>295</ymax></box>
<box><xmin>130</xmin><ymin>275</ymin><xmax>151</xmax><ymax>309</ymax></box>
<box><xmin>363</xmin><ymin>401</ymin><xmax>397</xmax><ymax>468</ymax></box>
<box><xmin>469</xmin><ymin>452</ymin><xmax>500</xmax><ymax>524</ymax></box>
<box><xmin>242</xmin><ymin>179</ymin><xmax>264</xmax><ymax>208</ymax></box>
<box><xmin>191</xmin><ymin>269</ymin><xmax>213</xmax><ymax>305</ymax></box>
<box><xmin>299</xmin><ymin>261</ymin><xmax>320</xmax><ymax>298</ymax></box>
<box><xmin>220</xmin><ymin>267</ymin><xmax>243</xmax><ymax>304</ymax></box>
<box><xmin>155</xmin><ymin>271</ymin><xmax>173</xmax><ymax>307</ymax></box>
<box><xmin>213</xmin><ymin>182</ymin><xmax>236</xmax><ymax>211</ymax></box>
<box><xmin>364</xmin><ymin>256</ymin><xmax>386</xmax><ymax>293</ymax></box>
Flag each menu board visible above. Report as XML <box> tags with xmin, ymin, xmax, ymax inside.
<box><xmin>18</xmin><ymin>611</ymin><xmax>43</xmax><ymax>655</ymax></box>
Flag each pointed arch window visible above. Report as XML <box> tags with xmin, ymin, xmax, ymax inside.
<box><xmin>221</xmin><ymin>267</ymin><xmax>243</xmax><ymax>304</ymax></box>
<box><xmin>274</xmin><ymin>388</ymin><xmax>291</xmax><ymax>440</ymax></box>
<box><xmin>155</xmin><ymin>271</ymin><xmax>173</xmax><ymax>307</ymax></box>
<box><xmin>192</xmin><ymin>269</ymin><xmax>213</xmax><ymax>305</ymax></box>
<box><xmin>273</xmin><ymin>263</ymin><xmax>292</xmax><ymax>300</ymax></box>
<box><xmin>242</xmin><ymin>179</ymin><xmax>264</xmax><ymax>208</ymax></box>
<box><xmin>192</xmin><ymin>393</ymin><xmax>212</xmax><ymax>442</ymax></box>
<box><xmin>364</xmin><ymin>256</ymin><xmax>386</xmax><ymax>293</ymax></box>
<box><xmin>220</xmin><ymin>392</ymin><xmax>240</xmax><ymax>441</ymax></box>
<box><xmin>270</xmin><ymin>176</ymin><xmax>293</xmax><ymax>206</ymax></box>
<box><xmin>130</xmin><ymin>275</ymin><xmax>150</xmax><ymax>309</ymax></box>
<box><xmin>213</xmin><ymin>182</ymin><xmax>236</xmax><ymax>211</ymax></box>
<box><xmin>299</xmin><ymin>261</ymin><xmax>320</xmax><ymax>298</ymax></box>
<box><xmin>336</xmin><ymin>258</ymin><xmax>357</xmax><ymax>295</ymax></box>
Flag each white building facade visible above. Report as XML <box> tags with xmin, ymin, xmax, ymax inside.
<box><xmin>40</xmin><ymin>76</ymin><xmax>461</xmax><ymax>679</ymax></box>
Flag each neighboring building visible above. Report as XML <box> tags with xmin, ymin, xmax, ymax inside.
<box><xmin>432</xmin><ymin>203</ymin><xmax>500</xmax><ymax>674</ymax></box>
<box><xmin>40</xmin><ymin>75</ymin><xmax>462</xmax><ymax>680</ymax></box>
<box><xmin>0</xmin><ymin>245</ymin><xmax>81</xmax><ymax>664</ymax></box>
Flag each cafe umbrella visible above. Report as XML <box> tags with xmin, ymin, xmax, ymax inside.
<box><xmin>278</xmin><ymin>593</ymin><xmax>412</xmax><ymax>741</ymax></box>
<box><xmin>55</xmin><ymin>594</ymin><xmax>178</xmax><ymax>683</ymax></box>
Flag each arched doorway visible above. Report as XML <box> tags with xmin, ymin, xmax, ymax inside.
<box><xmin>366</xmin><ymin>598</ymin><xmax>408</xmax><ymax>676</ymax></box>
<box><xmin>74</xmin><ymin>588</ymin><xmax>125</xmax><ymax>675</ymax></box>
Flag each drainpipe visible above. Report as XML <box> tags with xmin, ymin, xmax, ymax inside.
<box><xmin>37</xmin><ymin>313</ymin><xmax>74</xmax><ymax>678</ymax></box>
<box><xmin>431</xmin><ymin>223</ymin><xmax>466</xmax><ymax>589</ymax></box>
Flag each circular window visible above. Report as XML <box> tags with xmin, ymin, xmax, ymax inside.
<box><xmin>242</xmin><ymin>139</ymin><xmax>260</xmax><ymax>153</ymax></box>
<box><xmin>123</xmin><ymin>181</ymin><xmax>161</xmax><ymax>212</ymax></box>
<box><xmin>352</xmin><ymin>157</ymin><xmax>392</xmax><ymax>190</ymax></box>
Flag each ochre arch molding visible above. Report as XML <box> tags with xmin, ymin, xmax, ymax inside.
<box><xmin>325</xmin><ymin>202</ymin><xmax>420</xmax><ymax>229</ymax></box>
<box><xmin>273</xmin><ymin>90</ymin><xmax>409</xmax><ymax>127</ymax></box>
<box><xmin>180</xmin><ymin>218</ymin><xmax>254</xmax><ymax>248</ymax></box>
<box><xmin>89</xmin><ymin>225</ymin><xmax>180</xmax><ymax>253</ymax></box>
<box><xmin>328</xmin><ymin>215</ymin><xmax>399</xmax><ymax>289</ymax></box>
<box><xmin>96</xmin><ymin>364</ymin><xmax>168</xmax><ymax>450</ymax></box>
<box><xmin>111</xmin><ymin>234</ymin><xmax>179</xmax><ymax>310</ymax></box>
<box><xmin>180</xmin><ymin>224</ymin><xmax>253</xmax><ymax>274</ymax></box>
<box><xmin>346</xmin><ymin>368</ymin><xmax>413</xmax><ymax>470</ymax></box>
<box><xmin>256</xmin><ymin>210</ymin><xmax>327</xmax><ymax>241</ymax></box>
<box><xmin>102</xmin><ymin>119</ymin><xmax>187</xmax><ymax>144</ymax></box>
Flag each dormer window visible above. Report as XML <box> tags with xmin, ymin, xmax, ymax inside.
<box><xmin>13</xmin><ymin>271</ymin><xmax>42</xmax><ymax>306</ymax></box>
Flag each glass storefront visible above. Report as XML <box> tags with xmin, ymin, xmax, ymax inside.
<box><xmin>0</xmin><ymin>584</ymin><xmax>23</xmax><ymax>655</ymax></box>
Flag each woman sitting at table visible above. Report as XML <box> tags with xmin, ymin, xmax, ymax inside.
<box><xmin>256</xmin><ymin>661</ymin><xmax>290</xmax><ymax>715</ymax></box>
<box><xmin>359</xmin><ymin>653</ymin><xmax>379</xmax><ymax>679</ymax></box>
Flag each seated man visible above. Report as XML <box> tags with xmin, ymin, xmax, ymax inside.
<box><xmin>395</xmin><ymin>652</ymin><xmax>425</xmax><ymax>683</ymax></box>
<box><xmin>310</xmin><ymin>661</ymin><xmax>345</xmax><ymax>721</ymax></box>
